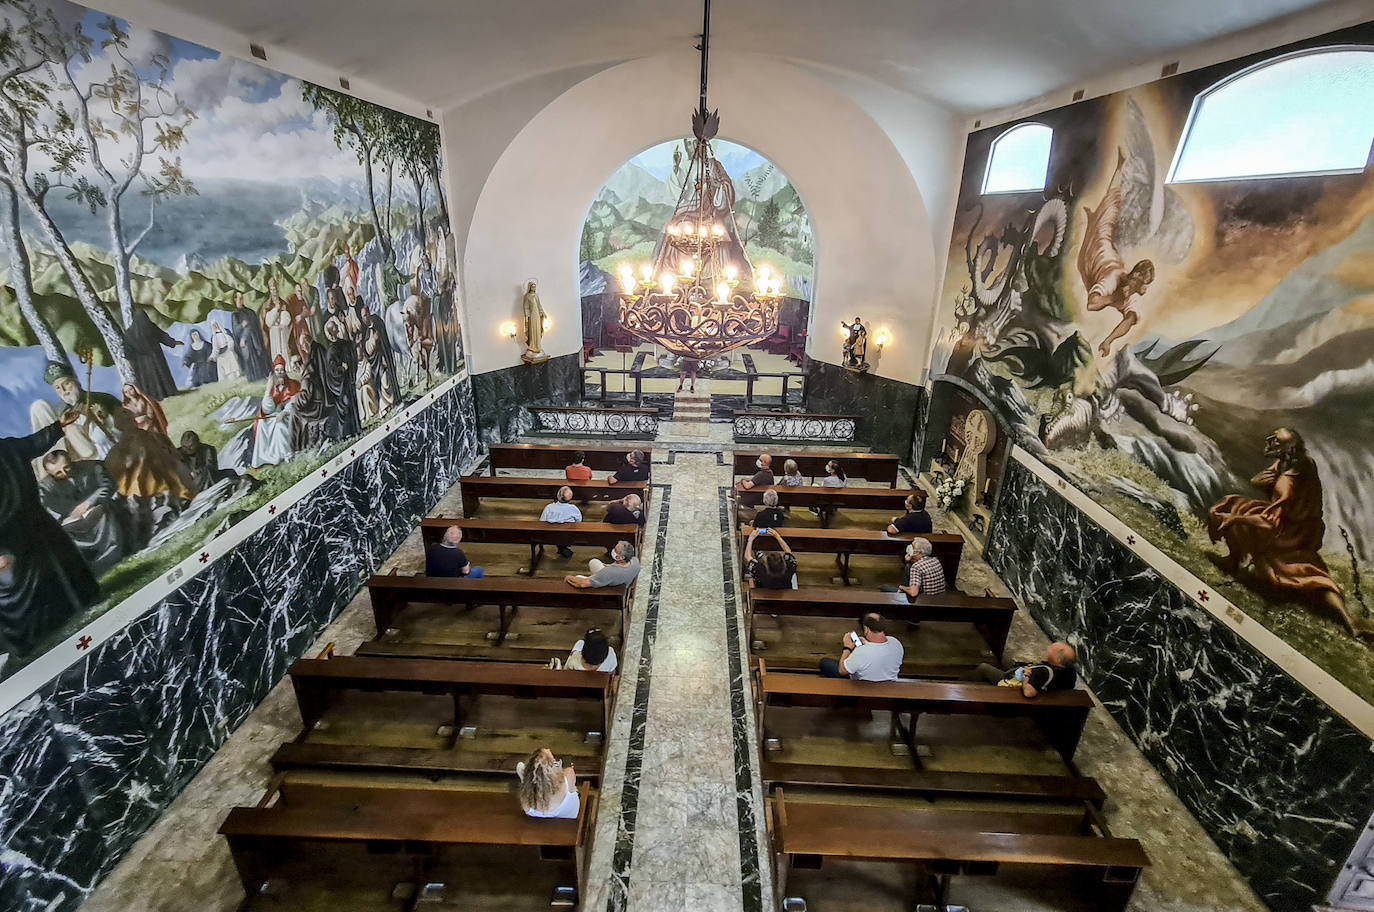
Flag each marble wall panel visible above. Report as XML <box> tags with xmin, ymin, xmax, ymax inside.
<box><xmin>471</xmin><ymin>353</ymin><xmax>582</xmax><ymax>445</ymax></box>
<box><xmin>986</xmin><ymin>460</ymin><xmax>1374</xmax><ymax>912</ymax></box>
<box><xmin>0</xmin><ymin>379</ymin><xmax>478</xmax><ymax>911</ymax></box>
<box><xmin>802</xmin><ymin>358</ymin><xmax>925</xmax><ymax>459</ymax></box>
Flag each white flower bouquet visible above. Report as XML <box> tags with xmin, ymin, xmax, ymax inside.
<box><xmin>935</xmin><ymin>477</ymin><xmax>967</xmax><ymax>512</ymax></box>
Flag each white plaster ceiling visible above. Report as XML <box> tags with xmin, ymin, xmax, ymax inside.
<box><xmin>137</xmin><ymin>0</ymin><xmax>1340</xmax><ymax>114</ymax></box>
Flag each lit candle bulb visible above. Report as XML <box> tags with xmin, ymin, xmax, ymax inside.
<box><xmin>758</xmin><ymin>265</ymin><xmax>772</xmax><ymax>283</ymax></box>
<box><xmin>725</xmin><ymin>265</ymin><xmax>738</xmax><ymax>282</ymax></box>
<box><xmin>681</xmin><ymin>259</ymin><xmax>695</xmax><ymax>277</ymax></box>
<box><xmin>620</xmin><ymin>274</ymin><xmax>636</xmax><ymax>294</ymax></box>
<box><xmin>712</xmin><ymin>224</ymin><xmax>724</xmax><ymax>237</ymax></box>
<box><xmin>716</xmin><ymin>282</ymin><xmax>730</xmax><ymax>303</ymax></box>
<box><xmin>640</xmin><ymin>264</ymin><xmax>653</xmax><ymax>281</ymax></box>
<box><xmin>660</xmin><ymin>272</ymin><xmax>675</xmax><ymax>293</ymax></box>
<box><xmin>698</xmin><ymin>224</ymin><xmax>708</xmax><ymax>238</ymax></box>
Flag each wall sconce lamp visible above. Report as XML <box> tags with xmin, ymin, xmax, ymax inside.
<box><xmin>874</xmin><ymin>328</ymin><xmax>891</xmax><ymax>349</ymax></box>
<box><xmin>542</xmin><ymin>316</ymin><xmax>551</xmax><ymax>332</ymax></box>
<box><xmin>501</xmin><ymin>321</ymin><xmax>518</xmax><ymax>340</ymax></box>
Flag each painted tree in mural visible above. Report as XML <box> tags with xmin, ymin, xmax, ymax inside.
<box><xmin>0</xmin><ymin>0</ymin><xmax>135</xmax><ymax>380</ymax></box>
<box><xmin>57</xmin><ymin>15</ymin><xmax>198</xmax><ymax>337</ymax></box>
<box><xmin>301</xmin><ymin>82</ymin><xmax>396</xmax><ymax>266</ymax></box>
<box><xmin>380</xmin><ymin>110</ymin><xmax>441</xmax><ymax>248</ymax></box>
<box><xmin>756</xmin><ymin>197</ymin><xmax>783</xmax><ymax>252</ymax></box>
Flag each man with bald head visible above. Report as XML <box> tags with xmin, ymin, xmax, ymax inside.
<box><xmin>425</xmin><ymin>525</ymin><xmax>483</xmax><ymax>578</ymax></box>
<box><xmin>604</xmin><ymin>493</ymin><xmax>644</xmax><ymax>526</ymax></box>
<box><xmin>968</xmin><ymin>641</ymin><xmax>1077</xmax><ymax>698</ymax></box>
<box><xmin>736</xmin><ymin>453</ymin><xmax>774</xmax><ymax>491</ymax></box>
<box><xmin>541</xmin><ymin>485</ymin><xmax>583</xmax><ymax>557</ymax></box>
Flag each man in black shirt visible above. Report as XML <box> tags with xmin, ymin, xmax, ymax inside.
<box><xmin>743</xmin><ymin>527</ymin><xmax>797</xmax><ymax>589</ymax></box>
<box><xmin>753</xmin><ymin>489</ymin><xmax>786</xmax><ymax>528</ymax></box>
<box><xmin>887</xmin><ymin>491</ymin><xmax>933</xmax><ymax>535</ymax></box>
<box><xmin>735</xmin><ymin>453</ymin><xmax>775</xmax><ymax>491</ymax></box>
<box><xmin>604</xmin><ymin>493</ymin><xmax>645</xmax><ymax>525</ymax></box>
<box><xmin>425</xmin><ymin>525</ymin><xmax>484</xmax><ymax>578</ymax></box>
<box><xmin>967</xmin><ymin>642</ymin><xmax>1077</xmax><ymax>698</ymax></box>
<box><xmin>607</xmin><ymin>450</ymin><xmax>648</xmax><ymax>484</ymax></box>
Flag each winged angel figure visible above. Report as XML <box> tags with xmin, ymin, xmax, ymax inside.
<box><xmin>1077</xmin><ymin>149</ymin><xmax>1156</xmax><ymax>356</ymax></box>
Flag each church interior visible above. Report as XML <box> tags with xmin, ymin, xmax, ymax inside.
<box><xmin>2</xmin><ymin>1</ymin><xmax>1374</xmax><ymax>910</ymax></box>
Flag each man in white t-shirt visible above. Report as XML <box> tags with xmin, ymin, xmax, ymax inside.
<box><xmin>819</xmin><ymin>613</ymin><xmax>903</xmax><ymax>681</ymax></box>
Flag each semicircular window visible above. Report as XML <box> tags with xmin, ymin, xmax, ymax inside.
<box><xmin>1168</xmin><ymin>46</ymin><xmax>1374</xmax><ymax>183</ymax></box>
<box><xmin>981</xmin><ymin>123</ymin><xmax>1053</xmax><ymax>194</ymax></box>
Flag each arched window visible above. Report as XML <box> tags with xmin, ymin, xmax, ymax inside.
<box><xmin>1167</xmin><ymin>46</ymin><xmax>1374</xmax><ymax>183</ymax></box>
<box><xmin>981</xmin><ymin>123</ymin><xmax>1053</xmax><ymax>194</ymax></box>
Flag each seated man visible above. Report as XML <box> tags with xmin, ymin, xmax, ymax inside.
<box><xmin>887</xmin><ymin>491</ymin><xmax>933</xmax><ymax>535</ymax></box>
<box><xmin>540</xmin><ymin>485</ymin><xmax>583</xmax><ymax>557</ymax></box>
<box><xmin>565</xmin><ymin>450</ymin><xmax>593</xmax><ymax>481</ymax></box>
<box><xmin>550</xmin><ymin>627</ymin><xmax>619</xmax><ymax>672</ymax></box>
<box><xmin>425</xmin><ymin>525</ymin><xmax>484</xmax><ymax>578</ymax></box>
<box><xmin>607</xmin><ymin>449</ymin><xmax>648</xmax><ymax>485</ymax></box>
<box><xmin>735</xmin><ymin>453</ymin><xmax>774</xmax><ymax>491</ymax></box>
<box><xmin>967</xmin><ymin>641</ymin><xmax>1077</xmax><ymax>699</ymax></box>
<box><xmin>888</xmin><ymin>537</ymin><xmax>947</xmax><ymax>598</ymax></box>
<box><xmin>753</xmin><ymin>489</ymin><xmax>786</xmax><ymax>528</ymax></box>
<box><xmin>38</xmin><ymin>449</ymin><xmax>128</xmax><ymax>577</ymax></box>
<box><xmin>819</xmin><ymin>612</ymin><xmax>904</xmax><ymax>681</ymax></box>
<box><xmin>178</xmin><ymin>430</ymin><xmax>239</xmax><ymax>495</ymax></box>
<box><xmin>744</xmin><ymin>527</ymin><xmax>796</xmax><ymax>590</ymax></box>
<box><xmin>565</xmin><ymin>540</ymin><xmax>639</xmax><ymax>588</ymax></box>
<box><xmin>604</xmin><ymin>493</ymin><xmax>645</xmax><ymax>526</ymax></box>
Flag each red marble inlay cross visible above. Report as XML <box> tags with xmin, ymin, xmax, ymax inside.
<box><xmin>1197</xmin><ymin>590</ymin><xmax>1210</xmax><ymax>602</ymax></box>
<box><xmin>199</xmin><ymin>552</ymin><xmax>209</xmax><ymax>563</ymax></box>
<box><xmin>77</xmin><ymin>635</ymin><xmax>93</xmax><ymax>650</ymax></box>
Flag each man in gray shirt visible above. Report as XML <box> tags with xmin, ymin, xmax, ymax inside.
<box><xmin>566</xmin><ymin>540</ymin><xmax>639</xmax><ymax>588</ymax></box>
<box><xmin>540</xmin><ymin>485</ymin><xmax>582</xmax><ymax>557</ymax></box>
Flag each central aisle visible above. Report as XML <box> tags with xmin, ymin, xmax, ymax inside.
<box><xmin>587</xmin><ymin>443</ymin><xmax>770</xmax><ymax>912</ymax></box>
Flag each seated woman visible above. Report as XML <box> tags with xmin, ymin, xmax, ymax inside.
<box><xmin>821</xmin><ymin>459</ymin><xmax>847</xmax><ymax>487</ymax></box>
<box><xmin>551</xmin><ymin>627</ymin><xmax>619</xmax><ymax>672</ymax></box>
<box><xmin>780</xmin><ymin>459</ymin><xmax>805</xmax><ymax>486</ymax></box>
<box><xmin>516</xmin><ymin>748</ymin><xmax>579</xmax><ymax>819</ymax></box>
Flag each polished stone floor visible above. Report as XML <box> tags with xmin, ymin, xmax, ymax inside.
<box><xmin>80</xmin><ymin>416</ymin><xmax>1267</xmax><ymax>912</ymax></box>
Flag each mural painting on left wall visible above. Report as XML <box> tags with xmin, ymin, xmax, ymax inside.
<box><xmin>0</xmin><ymin>0</ymin><xmax>462</xmax><ymax>681</ymax></box>
<box><xmin>930</xmin><ymin>28</ymin><xmax>1374</xmax><ymax>703</ymax></box>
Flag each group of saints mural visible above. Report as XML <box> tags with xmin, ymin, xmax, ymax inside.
<box><xmin>0</xmin><ymin>0</ymin><xmax>459</xmax><ymax>677</ymax></box>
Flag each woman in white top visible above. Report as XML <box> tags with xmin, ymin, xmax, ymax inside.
<box><xmin>516</xmin><ymin>748</ymin><xmax>579</xmax><ymax>819</ymax></box>
<box><xmin>780</xmin><ymin>459</ymin><xmax>805</xmax><ymax>487</ymax></box>
<box><xmin>550</xmin><ymin>628</ymin><xmax>619</xmax><ymax>672</ymax></box>
<box><xmin>821</xmin><ymin>460</ymin><xmax>848</xmax><ymax>488</ymax></box>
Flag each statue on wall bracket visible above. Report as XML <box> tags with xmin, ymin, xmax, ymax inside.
<box><xmin>841</xmin><ymin>316</ymin><xmax>869</xmax><ymax>372</ymax></box>
<box><xmin>521</xmin><ymin>280</ymin><xmax>549</xmax><ymax>363</ymax></box>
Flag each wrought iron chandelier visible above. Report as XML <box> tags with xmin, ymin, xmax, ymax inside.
<box><xmin>615</xmin><ymin>0</ymin><xmax>784</xmax><ymax>361</ymax></box>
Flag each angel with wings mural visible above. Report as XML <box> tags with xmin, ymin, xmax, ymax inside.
<box><xmin>1078</xmin><ymin>149</ymin><xmax>1156</xmax><ymax>356</ymax></box>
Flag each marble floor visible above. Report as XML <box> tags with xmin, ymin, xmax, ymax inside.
<box><xmin>80</xmin><ymin>414</ymin><xmax>1268</xmax><ymax>912</ymax></box>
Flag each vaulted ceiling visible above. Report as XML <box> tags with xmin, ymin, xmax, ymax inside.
<box><xmin>134</xmin><ymin>0</ymin><xmax>1339</xmax><ymax>113</ymax></box>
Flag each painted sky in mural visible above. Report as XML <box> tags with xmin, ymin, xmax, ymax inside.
<box><xmin>0</xmin><ymin>0</ymin><xmax>459</xmax><ymax>679</ymax></box>
<box><xmin>932</xmin><ymin>30</ymin><xmax>1374</xmax><ymax>701</ymax></box>
<box><xmin>580</xmin><ymin>138</ymin><xmax>814</xmax><ymax>302</ymax></box>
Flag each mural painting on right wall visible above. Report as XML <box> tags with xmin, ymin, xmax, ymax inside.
<box><xmin>930</xmin><ymin>24</ymin><xmax>1374</xmax><ymax>702</ymax></box>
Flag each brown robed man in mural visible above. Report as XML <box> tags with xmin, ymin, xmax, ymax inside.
<box><xmin>1208</xmin><ymin>428</ymin><xmax>1372</xmax><ymax>641</ymax></box>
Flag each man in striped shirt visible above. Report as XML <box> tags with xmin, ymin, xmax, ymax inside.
<box><xmin>898</xmin><ymin>537</ymin><xmax>947</xmax><ymax>598</ymax></box>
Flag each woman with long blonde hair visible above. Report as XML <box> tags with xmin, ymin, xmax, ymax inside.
<box><xmin>516</xmin><ymin>748</ymin><xmax>579</xmax><ymax>818</ymax></box>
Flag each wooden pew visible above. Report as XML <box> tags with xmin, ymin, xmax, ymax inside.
<box><xmin>366</xmin><ymin>574</ymin><xmax>631</xmax><ymax>642</ymax></box>
<box><xmin>459</xmin><ymin>476</ymin><xmax>648</xmax><ymax>517</ymax></box>
<box><xmin>275</xmin><ymin>656</ymin><xmax>615</xmax><ymax>779</ymax></box>
<box><xmin>418</xmin><ymin>518</ymin><xmax>643</xmax><ymax>573</ymax></box>
<box><xmin>747</xmin><ymin>588</ymin><xmax>1015</xmax><ymax>662</ymax></box>
<box><xmin>771</xmin><ymin>788</ymin><xmax>1148</xmax><ymax>912</ymax></box>
<box><xmin>742</xmin><ymin>524</ymin><xmax>964</xmax><ymax>588</ymax></box>
<box><xmin>738</xmin><ymin>484</ymin><xmax>913</xmax><ymax>527</ymax></box>
<box><xmin>731</xmin><ymin>451</ymin><xmax>899</xmax><ymax>487</ymax></box>
<box><xmin>756</xmin><ymin>661</ymin><xmax>1093</xmax><ymax>765</ymax></box>
<box><xmin>487</xmin><ymin>443</ymin><xmax>653</xmax><ymax>476</ymax></box>
<box><xmin>221</xmin><ymin>780</ymin><xmax>595</xmax><ymax>903</ymax></box>
<box><xmin>760</xmin><ymin>761</ymin><xmax>1107</xmax><ymax>807</ymax></box>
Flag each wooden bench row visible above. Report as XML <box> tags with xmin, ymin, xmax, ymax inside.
<box><xmin>742</xmin><ymin>523</ymin><xmax>964</xmax><ymax>587</ymax></box>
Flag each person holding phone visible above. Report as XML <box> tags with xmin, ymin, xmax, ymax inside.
<box><xmin>744</xmin><ymin>527</ymin><xmax>797</xmax><ymax>589</ymax></box>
